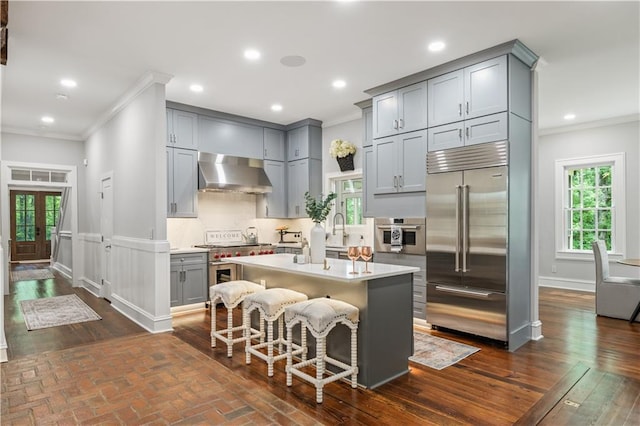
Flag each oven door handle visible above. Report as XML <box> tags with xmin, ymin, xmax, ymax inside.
<box><xmin>376</xmin><ymin>225</ymin><xmax>421</xmax><ymax>230</ymax></box>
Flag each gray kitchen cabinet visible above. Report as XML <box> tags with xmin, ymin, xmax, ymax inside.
<box><xmin>428</xmin><ymin>55</ymin><xmax>507</xmax><ymax>127</ymax></box>
<box><xmin>276</xmin><ymin>246</ymin><xmax>303</xmax><ymax>255</ymax></box>
<box><xmin>263</xmin><ymin>128</ymin><xmax>285</xmax><ymax>161</ymax></box>
<box><xmin>287</xmin><ymin>158</ymin><xmax>322</xmax><ymax>218</ymax></box>
<box><xmin>427</xmin><ymin>112</ymin><xmax>508</xmax><ymax>152</ymax></box>
<box><xmin>166</xmin><ymin>109</ymin><xmax>198</xmax><ymax>150</ymax></box>
<box><xmin>287</xmin><ymin>125</ymin><xmax>322</xmax><ymax>161</ymax></box>
<box><xmin>373</xmin><ymin>130</ymin><xmax>427</xmax><ymax>194</ymax></box>
<box><xmin>363</xmin><ymin>146</ymin><xmax>375</xmax><ymax>218</ymax></box>
<box><xmin>363</xmin><ymin>107</ymin><xmax>373</xmax><ymax>147</ymax></box>
<box><xmin>199</xmin><ymin>116</ymin><xmax>263</xmax><ymax>159</ymax></box>
<box><xmin>170</xmin><ymin>252</ymin><xmax>208</xmax><ymax>307</ymax></box>
<box><xmin>167</xmin><ymin>147</ymin><xmax>197</xmax><ymax>218</ymax></box>
<box><xmin>372</xmin><ymin>81</ymin><xmax>428</xmax><ymax>139</ymax></box>
<box><xmin>375</xmin><ymin>252</ymin><xmax>426</xmax><ymax>320</ymax></box>
<box><xmin>257</xmin><ymin>160</ymin><xmax>287</xmax><ymax>218</ymax></box>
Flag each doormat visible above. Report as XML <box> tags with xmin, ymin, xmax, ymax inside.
<box><xmin>19</xmin><ymin>294</ymin><xmax>102</xmax><ymax>331</ymax></box>
<box><xmin>410</xmin><ymin>331</ymin><xmax>480</xmax><ymax>370</ymax></box>
<box><xmin>11</xmin><ymin>269</ymin><xmax>55</xmax><ymax>282</ymax></box>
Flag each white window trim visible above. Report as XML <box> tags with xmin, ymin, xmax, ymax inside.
<box><xmin>325</xmin><ymin>169</ymin><xmax>367</xmax><ymax>233</ymax></box>
<box><xmin>554</xmin><ymin>152</ymin><xmax>626</xmax><ymax>261</ymax></box>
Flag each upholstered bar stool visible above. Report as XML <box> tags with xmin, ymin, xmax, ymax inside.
<box><xmin>210</xmin><ymin>280</ymin><xmax>265</xmax><ymax>357</ymax></box>
<box><xmin>243</xmin><ymin>288</ymin><xmax>308</xmax><ymax>377</ymax></box>
<box><xmin>285</xmin><ymin>297</ymin><xmax>359</xmax><ymax>403</ymax></box>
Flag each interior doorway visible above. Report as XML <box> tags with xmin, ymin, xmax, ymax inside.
<box><xmin>9</xmin><ymin>190</ymin><xmax>62</xmax><ymax>262</ymax></box>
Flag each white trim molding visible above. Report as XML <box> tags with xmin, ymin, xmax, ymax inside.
<box><xmin>554</xmin><ymin>152</ymin><xmax>626</xmax><ymax>261</ymax></box>
<box><xmin>539</xmin><ymin>275</ymin><xmax>595</xmax><ymax>293</ymax></box>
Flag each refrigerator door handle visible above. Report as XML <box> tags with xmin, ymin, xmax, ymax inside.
<box><xmin>462</xmin><ymin>184</ymin><xmax>469</xmax><ymax>272</ymax></box>
<box><xmin>455</xmin><ymin>185</ymin><xmax>461</xmax><ymax>272</ymax></box>
<box><xmin>435</xmin><ymin>285</ymin><xmax>495</xmax><ymax>299</ymax></box>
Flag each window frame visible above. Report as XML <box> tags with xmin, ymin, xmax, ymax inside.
<box><xmin>554</xmin><ymin>152</ymin><xmax>626</xmax><ymax>261</ymax></box>
<box><xmin>325</xmin><ymin>169</ymin><xmax>365</xmax><ymax>233</ymax></box>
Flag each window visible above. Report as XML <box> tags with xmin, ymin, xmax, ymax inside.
<box><xmin>334</xmin><ymin>177</ymin><xmax>363</xmax><ymax>226</ymax></box>
<box><xmin>555</xmin><ymin>153</ymin><xmax>626</xmax><ymax>259</ymax></box>
<box><xmin>45</xmin><ymin>194</ymin><xmax>61</xmax><ymax>240</ymax></box>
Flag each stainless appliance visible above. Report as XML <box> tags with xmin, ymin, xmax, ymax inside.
<box><xmin>198</xmin><ymin>152</ymin><xmax>272</xmax><ymax>194</ymax></box>
<box><xmin>426</xmin><ymin>141</ymin><xmax>508</xmax><ymax>341</ymax></box>
<box><xmin>193</xmin><ymin>230</ymin><xmax>275</xmax><ymax>286</ymax></box>
<box><xmin>374</xmin><ymin>218</ymin><xmax>426</xmax><ymax>255</ymax></box>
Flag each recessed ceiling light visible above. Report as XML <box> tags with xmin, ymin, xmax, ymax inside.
<box><xmin>41</xmin><ymin>116</ymin><xmax>55</xmax><ymax>124</ymax></box>
<box><xmin>244</xmin><ymin>49</ymin><xmax>261</xmax><ymax>61</ymax></box>
<box><xmin>189</xmin><ymin>84</ymin><xmax>204</xmax><ymax>93</ymax></box>
<box><xmin>280</xmin><ymin>55</ymin><xmax>306</xmax><ymax>67</ymax></box>
<box><xmin>332</xmin><ymin>79</ymin><xmax>346</xmax><ymax>89</ymax></box>
<box><xmin>428</xmin><ymin>41</ymin><xmax>446</xmax><ymax>52</ymax></box>
<box><xmin>271</xmin><ymin>104</ymin><xmax>283</xmax><ymax>112</ymax></box>
<box><xmin>55</xmin><ymin>93</ymin><xmax>68</xmax><ymax>100</ymax></box>
<box><xmin>564</xmin><ymin>113</ymin><xmax>576</xmax><ymax>120</ymax></box>
<box><xmin>60</xmin><ymin>79</ymin><xmax>77</xmax><ymax>88</ymax></box>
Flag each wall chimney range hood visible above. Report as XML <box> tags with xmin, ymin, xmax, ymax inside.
<box><xmin>198</xmin><ymin>152</ymin><xmax>272</xmax><ymax>194</ymax></box>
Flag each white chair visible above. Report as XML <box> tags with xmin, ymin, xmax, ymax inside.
<box><xmin>285</xmin><ymin>297</ymin><xmax>359</xmax><ymax>403</ymax></box>
<box><xmin>243</xmin><ymin>288</ymin><xmax>308</xmax><ymax>377</ymax></box>
<box><xmin>210</xmin><ymin>280</ymin><xmax>265</xmax><ymax>357</ymax></box>
<box><xmin>592</xmin><ymin>241</ymin><xmax>640</xmax><ymax>323</ymax></box>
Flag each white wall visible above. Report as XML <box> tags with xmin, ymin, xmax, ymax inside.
<box><xmin>82</xmin><ymin>81</ymin><xmax>171</xmax><ymax>333</ymax></box>
<box><xmin>538</xmin><ymin>119</ymin><xmax>640</xmax><ymax>291</ymax></box>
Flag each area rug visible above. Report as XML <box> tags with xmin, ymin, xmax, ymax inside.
<box><xmin>11</xmin><ymin>269</ymin><xmax>55</xmax><ymax>282</ymax></box>
<box><xmin>410</xmin><ymin>331</ymin><xmax>480</xmax><ymax>370</ymax></box>
<box><xmin>19</xmin><ymin>294</ymin><xmax>102</xmax><ymax>331</ymax></box>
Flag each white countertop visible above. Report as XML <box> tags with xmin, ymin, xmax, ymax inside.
<box><xmin>169</xmin><ymin>247</ymin><xmax>209</xmax><ymax>254</ymax></box>
<box><xmin>226</xmin><ymin>253</ymin><xmax>418</xmax><ymax>282</ymax></box>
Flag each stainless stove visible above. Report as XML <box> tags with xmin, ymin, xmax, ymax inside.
<box><xmin>193</xmin><ymin>243</ymin><xmax>276</xmax><ymax>261</ymax></box>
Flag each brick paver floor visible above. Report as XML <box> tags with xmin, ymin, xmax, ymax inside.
<box><xmin>1</xmin><ymin>333</ymin><xmax>322</xmax><ymax>425</ymax></box>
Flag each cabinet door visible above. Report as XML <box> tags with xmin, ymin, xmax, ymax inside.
<box><xmin>398</xmin><ymin>130</ymin><xmax>427</xmax><ymax>193</ymax></box>
<box><xmin>363</xmin><ymin>146</ymin><xmax>376</xmax><ymax>218</ymax></box>
<box><xmin>287</xmin><ymin>159</ymin><xmax>308</xmax><ymax>218</ymax></box>
<box><xmin>258</xmin><ymin>160</ymin><xmax>286</xmax><ymax>218</ymax></box>
<box><xmin>182</xmin><ymin>263</ymin><xmax>207</xmax><ymax>304</ymax></box>
<box><xmin>464</xmin><ymin>56</ymin><xmax>507</xmax><ymax>119</ymax></box>
<box><xmin>398</xmin><ymin>81</ymin><xmax>428</xmax><ymax>134</ymax></box>
<box><xmin>198</xmin><ymin>117</ymin><xmax>263</xmax><ymax>159</ymax></box>
<box><xmin>464</xmin><ymin>112</ymin><xmax>508</xmax><ymax>146</ymax></box>
<box><xmin>263</xmin><ymin>128</ymin><xmax>285</xmax><ymax>161</ymax></box>
<box><xmin>363</xmin><ymin>107</ymin><xmax>373</xmax><ymax>147</ymax></box>
<box><xmin>172</xmin><ymin>110</ymin><xmax>198</xmax><ymax>150</ymax></box>
<box><xmin>167</xmin><ymin>148</ymin><xmax>174</xmax><ymax>215</ymax></box>
<box><xmin>428</xmin><ymin>70</ymin><xmax>464</xmax><ymax>127</ymax></box>
<box><xmin>171</xmin><ymin>148</ymin><xmax>198</xmax><ymax>218</ymax></box>
<box><xmin>373</xmin><ymin>136</ymin><xmax>398</xmax><ymax>194</ymax></box>
<box><xmin>287</xmin><ymin>126</ymin><xmax>309</xmax><ymax>160</ymax></box>
<box><xmin>372</xmin><ymin>91</ymin><xmax>398</xmax><ymax>139</ymax></box>
<box><xmin>166</xmin><ymin>109</ymin><xmax>174</xmax><ymax>147</ymax></box>
<box><xmin>170</xmin><ymin>265</ymin><xmax>181</xmax><ymax>307</ymax></box>
<box><xmin>427</xmin><ymin>122</ymin><xmax>464</xmax><ymax>152</ymax></box>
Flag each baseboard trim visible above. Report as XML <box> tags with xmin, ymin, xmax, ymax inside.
<box><xmin>0</xmin><ymin>348</ymin><xmax>7</xmax><ymax>363</ymax></box>
<box><xmin>539</xmin><ymin>276</ymin><xmax>595</xmax><ymax>293</ymax></box>
<box><xmin>530</xmin><ymin>320</ymin><xmax>544</xmax><ymax>341</ymax></box>
<box><xmin>52</xmin><ymin>262</ymin><xmax>72</xmax><ymax>280</ymax></box>
<box><xmin>80</xmin><ymin>277</ymin><xmax>101</xmax><ymax>297</ymax></box>
<box><xmin>110</xmin><ymin>293</ymin><xmax>173</xmax><ymax>334</ymax></box>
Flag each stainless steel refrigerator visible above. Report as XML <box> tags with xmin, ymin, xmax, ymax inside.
<box><xmin>426</xmin><ymin>141</ymin><xmax>509</xmax><ymax>342</ymax></box>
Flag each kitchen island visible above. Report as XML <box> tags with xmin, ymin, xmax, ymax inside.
<box><xmin>227</xmin><ymin>253</ymin><xmax>418</xmax><ymax>389</ymax></box>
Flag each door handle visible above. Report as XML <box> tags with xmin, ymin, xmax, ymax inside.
<box><xmin>462</xmin><ymin>184</ymin><xmax>469</xmax><ymax>273</ymax></box>
<box><xmin>393</xmin><ymin>119</ymin><xmax>398</xmax><ymax>130</ymax></box>
<box><xmin>36</xmin><ymin>227</ymin><xmax>40</xmax><ymax>236</ymax></box>
<box><xmin>458</xmin><ymin>103</ymin><xmax>462</xmax><ymax>116</ymax></box>
<box><xmin>455</xmin><ymin>185</ymin><xmax>461</xmax><ymax>272</ymax></box>
<box><xmin>435</xmin><ymin>285</ymin><xmax>493</xmax><ymax>299</ymax></box>
<box><xmin>105</xmin><ymin>244</ymin><xmax>111</xmax><ymax>249</ymax></box>
<box><xmin>398</xmin><ymin>119</ymin><xmax>404</xmax><ymax>129</ymax></box>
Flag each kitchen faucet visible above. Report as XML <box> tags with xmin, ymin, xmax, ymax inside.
<box><xmin>332</xmin><ymin>213</ymin><xmax>348</xmax><ymax>246</ymax></box>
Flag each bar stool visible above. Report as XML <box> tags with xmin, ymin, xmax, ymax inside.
<box><xmin>210</xmin><ymin>280</ymin><xmax>265</xmax><ymax>357</ymax></box>
<box><xmin>243</xmin><ymin>288</ymin><xmax>308</xmax><ymax>377</ymax></box>
<box><xmin>285</xmin><ymin>297</ymin><xmax>359</xmax><ymax>403</ymax></box>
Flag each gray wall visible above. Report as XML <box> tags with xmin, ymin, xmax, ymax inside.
<box><xmin>322</xmin><ymin>117</ymin><xmax>364</xmax><ymax>177</ymax></box>
<box><xmin>538</xmin><ymin>119</ymin><xmax>640</xmax><ymax>288</ymax></box>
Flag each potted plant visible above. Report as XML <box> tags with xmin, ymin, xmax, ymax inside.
<box><xmin>304</xmin><ymin>191</ymin><xmax>336</xmax><ymax>263</ymax></box>
<box><xmin>330</xmin><ymin>139</ymin><xmax>357</xmax><ymax>172</ymax></box>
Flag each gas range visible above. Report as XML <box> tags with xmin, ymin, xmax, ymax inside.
<box><xmin>193</xmin><ymin>243</ymin><xmax>276</xmax><ymax>262</ymax></box>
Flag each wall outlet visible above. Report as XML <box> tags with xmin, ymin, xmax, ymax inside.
<box><xmin>260</xmin><ymin>279</ymin><xmax>266</xmax><ymax>287</ymax></box>
<box><xmin>551</xmin><ymin>264</ymin><xmax>557</xmax><ymax>273</ymax></box>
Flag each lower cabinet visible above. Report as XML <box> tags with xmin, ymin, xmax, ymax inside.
<box><xmin>170</xmin><ymin>253</ymin><xmax>208</xmax><ymax>307</ymax></box>
<box><xmin>275</xmin><ymin>246</ymin><xmax>302</xmax><ymax>255</ymax></box>
<box><xmin>374</xmin><ymin>252</ymin><xmax>426</xmax><ymax>320</ymax></box>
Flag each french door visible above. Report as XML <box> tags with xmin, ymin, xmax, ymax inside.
<box><xmin>10</xmin><ymin>190</ymin><xmax>62</xmax><ymax>261</ymax></box>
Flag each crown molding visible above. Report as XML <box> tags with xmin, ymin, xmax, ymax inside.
<box><xmin>82</xmin><ymin>70</ymin><xmax>173</xmax><ymax>140</ymax></box>
<box><xmin>1</xmin><ymin>127</ymin><xmax>84</xmax><ymax>142</ymax></box>
<box><xmin>322</xmin><ymin>111</ymin><xmax>363</xmax><ymax>129</ymax></box>
<box><xmin>539</xmin><ymin>113</ymin><xmax>640</xmax><ymax>136</ymax></box>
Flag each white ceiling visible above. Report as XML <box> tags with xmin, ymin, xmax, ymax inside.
<box><xmin>2</xmin><ymin>1</ymin><xmax>639</xmax><ymax>139</ymax></box>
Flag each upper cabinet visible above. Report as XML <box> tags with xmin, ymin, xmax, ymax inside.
<box><xmin>287</xmin><ymin>124</ymin><xmax>322</xmax><ymax>161</ymax></box>
<box><xmin>198</xmin><ymin>116</ymin><xmax>263</xmax><ymax>159</ymax></box>
<box><xmin>362</xmin><ymin>107</ymin><xmax>373</xmax><ymax>147</ymax></box>
<box><xmin>167</xmin><ymin>147</ymin><xmax>198</xmax><ymax>218</ymax></box>
<box><xmin>427</xmin><ymin>112</ymin><xmax>508</xmax><ymax>152</ymax></box>
<box><xmin>373</xmin><ymin>130</ymin><xmax>427</xmax><ymax>195</ymax></box>
<box><xmin>287</xmin><ymin>158</ymin><xmax>322</xmax><ymax>218</ymax></box>
<box><xmin>372</xmin><ymin>81</ymin><xmax>428</xmax><ymax>139</ymax></box>
<box><xmin>166</xmin><ymin>109</ymin><xmax>198</xmax><ymax>150</ymax></box>
<box><xmin>428</xmin><ymin>56</ymin><xmax>507</xmax><ymax>127</ymax></box>
<box><xmin>263</xmin><ymin>128</ymin><xmax>285</xmax><ymax>161</ymax></box>
<box><xmin>257</xmin><ymin>160</ymin><xmax>287</xmax><ymax>218</ymax></box>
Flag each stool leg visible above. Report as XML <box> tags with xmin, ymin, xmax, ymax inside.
<box><xmin>267</xmin><ymin>319</ymin><xmax>274</xmax><ymax>377</ymax></box>
<box><xmin>210</xmin><ymin>299</ymin><xmax>216</xmax><ymax>348</ymax></box>
<box><xmin>259</xmin><ymin>316</ymin><xmax>265</xmax><ymax>344</ymax></box>
<box><xmin>277</xmin><ymin>317</ymin><xmax>284</xmax><ymax>354</ymax></box>
<box><xmin>226</xmin><ymin>307</ymin><xmax>233</xmax><ymax>357</ymax></box>
<box><xmin>244</xmin><ymin>306</ymin><xmax>252</xmax><ymax>365</ymax></box>
<box><xmin>316</xmin><ymin>335</ymin><xmax>325</xmax><ymax>403</ymax></box>
<box><xmin>301</xmin><ymin>324</ymin><xmax>307</xmax><ymax>362</ymax></box>
<box><xmin>286</xmin><ymin>322</ymin><xmax>293</xmax><ymax>387</ymax></box>
<box><xmin>351</xmin><ymin>326</ymin><xmax>358</xmax><ymax>388</ymax></box>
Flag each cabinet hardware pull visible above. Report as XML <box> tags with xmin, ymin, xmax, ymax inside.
<box><xmin>393</xmin><ymin>175</ymin><xmax>398</xmax><ymax>188</ymax></box>
<box><xmin>466</xmin><ymin>102</ymin><xmax>469</xmax><ymax>115</ymax></box>
<box><xmin>458</xmin><ymin>104</ymin><xmax>462</xmax><ymax>116</ymax></box>
<box><xmin>265</xmin><ymin>206</ymin><xmax>269</xmax><ymax>217</ymax></box>
<box><xmin>264</xmin><ymin>148</ymin><xmax>267</xmax><ymax>157</ymax></box>
<box><xmin>399</xmin><ymin>175</ymin><xmax>403</xmax><ymax>187</ymax></box>
<box><xmin>466</xmin><ymin>127</ymin><xmax>470</xmax><ymax>139</ymax></box>
<box><xmin>462</xmin><ymin>184</ymin><xmax>469</xmax><ymax>273</ymax></box>
<box><xmin>399</xmin><ymin>119</ymin><xmax>404</xmax><ymax>129</ymax></box>
<box><xmin>458</xmin><ymin>129</ymin><xmax>462</xmax><ymax>140</ymax></box>
<box><xmin>454</xmin><ymin>185</ymin><xmax>461</xmax><ymax>272</ymax></box>
<box><xmin>393</xmin><ymin>119</ymin><xmax>398</xmax><ymax>130</ymax></box>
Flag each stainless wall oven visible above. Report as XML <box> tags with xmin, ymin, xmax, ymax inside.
<box><xmin>374</xmin><ymin>218</ymin><xmax>426</xmax><ymax>255</ymax></box>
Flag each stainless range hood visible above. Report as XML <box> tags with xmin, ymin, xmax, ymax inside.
<box><xmin>198</xmin><ymin>152</ymin><xmax>272</xmax><ymax>194</ymax></box>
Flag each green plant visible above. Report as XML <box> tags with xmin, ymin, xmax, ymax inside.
<box><xmin>304</xmin><ymin>192</ymin><xmax>336</xmax><ymax>223</ymax></box>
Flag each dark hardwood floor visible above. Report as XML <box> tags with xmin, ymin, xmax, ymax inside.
<box><xmin>3</xmin><ymin>262</ymin><xmax>639</xmax><ymax>424</ymax></box>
